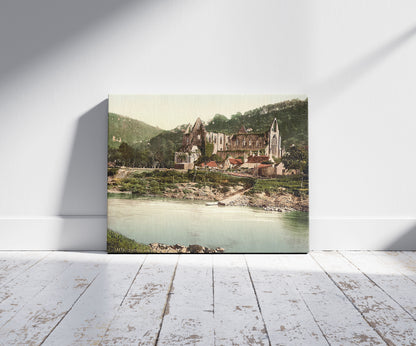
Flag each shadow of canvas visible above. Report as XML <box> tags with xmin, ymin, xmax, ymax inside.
<box><xmin>58</xmin><ymin>100</ymin><xmax>108</xmax><ymax>250</ymax></box>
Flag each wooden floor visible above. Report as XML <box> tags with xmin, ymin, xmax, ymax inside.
<box><xmin>0</xmin><ymin>252</ymin><xmax>415</xmax><ymax>345</ymax></box>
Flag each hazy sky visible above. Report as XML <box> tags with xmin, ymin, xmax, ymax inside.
<box><xmin>109</xmin><ymin>95</ymin><xmax>307</xmax><ymax>130</ymax></box>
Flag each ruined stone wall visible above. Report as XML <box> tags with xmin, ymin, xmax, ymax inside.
<box><xmin>229</xmin><ymin>133</ymin><xmax>268</xmax><ymax>152</ymax></box>
<box><xmin>205</xmin><ymin>131</ymin><xmax>228</xmax><ymax>153</ymax></box>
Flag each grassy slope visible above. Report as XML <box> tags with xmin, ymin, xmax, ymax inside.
<box><xmin>107</xmin><ymin>229</ymin><xmax>151</xmax><ymax>253</ymax></box>
<box><xmin>108</xmin><ymin>113</ymin><xmax>163</xmax><ymax>148</ymax></box>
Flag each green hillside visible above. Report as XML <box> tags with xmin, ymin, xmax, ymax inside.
<box><xmin>108</xmin><ymin>113</ymin><xmax>163</xmax><ymax>148</ymax></box>
<box><xmin>205</xmin><ymin>98</ymin><xmax>308</xmax><ymax>147</ymax></box>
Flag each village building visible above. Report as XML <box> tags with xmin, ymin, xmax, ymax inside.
<box><xmin>223</xmin><ymin>157</ymin><xmax>243</xmax><ymax>170</ymax></box>
<box><xmin>241</xmin><ymin>155</ymin><xmax>271</xmax><ymax>169</ymax></box>
<box><xmin>255</xmin><ymin>162</ymin><xmax>285</xmax><ymax>177</ymax></box>
<box><xmin>200</xmin><ymin>161</ymin><xmax>218</xmax><ymax>170</ymax></box>
<box><xmin>174</xmin><ymin>117</ymin><xmax>282</xmax><ymax>169</ymax></box>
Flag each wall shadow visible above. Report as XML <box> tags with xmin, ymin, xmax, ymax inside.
<box><xmin>0</xmin><ymin>0</ymin><xmax>138</xmax><ymax>82</ymax></box>
<box><xmin>310</xmin><ymin>24</ymin><xmax>416</xmax><ymax>109</ymax></box>
<box><xmin>386</xmin><ymin>223</ymin><xmax>416</xmax><ymax>251</ymax></box>
<box><xmin>59</xmin><ymin>100</ymin><xmax>108</xmax><ymax>216</ymax></box>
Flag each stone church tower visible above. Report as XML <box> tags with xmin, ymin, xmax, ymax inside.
<box><xmin>267</xmin><ymin>118</ymin><xmax>282</xmax><ymax>158</ymax></box>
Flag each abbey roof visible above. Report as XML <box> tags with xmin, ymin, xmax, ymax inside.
<box><xmin>247</xmin><ymin>155</ymin><xmax>270</xmax><ymax>163</ymax></box>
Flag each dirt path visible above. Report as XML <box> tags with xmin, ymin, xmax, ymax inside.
<box><xmin>219</xmin><ymin>187</ymin><xmax>251</xmax><ymax>205</ymax></box>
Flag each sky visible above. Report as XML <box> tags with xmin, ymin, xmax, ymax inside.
<box><xmin>109</xmin><ymin>95</ymin><xmax>307</xmax><ymax>130</ymax></box>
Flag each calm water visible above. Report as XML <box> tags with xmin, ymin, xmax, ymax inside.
<box><xmin>108</xmin><ymin>195</ymin><xmax>309</xmax><ymax>253</ymax></box>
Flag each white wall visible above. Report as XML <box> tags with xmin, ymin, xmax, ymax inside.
<box><xmin>1</xmin><ymin>0</ymin><xmax>415</xmax><ymax>250</ymax></box>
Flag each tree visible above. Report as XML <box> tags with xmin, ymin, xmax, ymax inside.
<box><xmin>282</xmin><ymin>145</ymin><xmax>308</xmax><ymax>187</ymax></box>
<box><xmin>118</xmin><ymin>142</ymin><xmax>134</xmax><ymax>166</ymax></box>
<box><xmin>213</xmin><ymin>114</ymin><xmax>227</xmax><ymax>122</ymax></box>
<box><xmin>204</xmin><ymin>142</ymin><xmax>214</xmax><ymax>158</ymax></box>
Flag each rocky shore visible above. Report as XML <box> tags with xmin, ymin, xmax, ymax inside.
<box><xmin>149</xmin><ymin>243</ymin><xmax>225</xmax><ymax>254</ymax></box>
<box><xmin>162</xmin><ymin>182</ymin><xmax>244</xmax><ymax>202</ymax></box>
<box><xmin>218</xmin><ymin>191</ymin><xmax>308</xmax><ymax>212</ymax></box>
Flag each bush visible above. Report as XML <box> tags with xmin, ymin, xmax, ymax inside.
<box><xmin>107</xmin><ymin>167</ymin><xmax>119</xmax><ymax>176</ymax></box>
<box><xmin>131</xmin><ymin>185</ymin><xmax>147</xmax><ymax>195</ymax></box>
<box><xmin>220</xmin><ymin>186</ymin><xmax>230</xmax><ymax>193</ymax></box>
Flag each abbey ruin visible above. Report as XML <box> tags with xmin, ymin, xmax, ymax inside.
<box><xmin>174</xmin><ymin>117</ymin><xmax>282</xmax><ymax>170</ymax></box>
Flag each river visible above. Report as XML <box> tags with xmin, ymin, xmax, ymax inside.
<box><xmin>108</xmin><ymin>195</ymin><xmax>309</xmax><ymax>253</ymax></box>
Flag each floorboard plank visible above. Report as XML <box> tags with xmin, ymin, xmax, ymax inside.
<box><xmin>312</xmin><ymin>251</ymin><xmax>416</xmax><ymax>345</ymax></box>
<box><xmin>0</xmin><ymin>252</ymin><xmax>108</xmax><ymax>345</ymax></box>
<box><xmin>279</xmin><ymin>254</ymin><xmax>384</xmax><ymax>345</ymax></box>
<box><xmin>0</xmin><ymin>251</ymin><xmax>50</xmax><ymax>288</ymax></box>
<box><xmin>342</xmin><ymin>251</ymin><xmax>416</xmax><ymax>320</ymax></box>
<box><xmin>403</xmin><ymin>251</ymin><xmax>416</xmax><ymax>264</ymax></box>
<box><xmin>0</xmin><ymin>251</ymin><xmax>73</xmax><ymax>328</ymax></box>
<box><xmin>157</xmin><ymin>254</ymin><xmax>214</xmax><ymax>345</ymax></box>
<box><xmin>245</xmin><ymin>255</ymin><xmax>327</xmax><ymax>345</ymax></box>
<box><xmin>100</xmin><ymin>254</ymin><xmax>179</xmax><ymax>345</ymax></box>
<box><xmin>213</xmin><ymin>255</ymin><xmax>269</xmax><ymax>345</ymax></box>
<box><xmin>42</xmin><ymin>254</ymin><xmax>146</xmax><ymax>346</ymax></box>
<box><xmin>372</xmin><ymin>251</ymin><xmax>416</xmax><ymax>282</ymax></box>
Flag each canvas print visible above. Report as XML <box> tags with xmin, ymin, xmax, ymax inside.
<box><xmin>107</xmin><ymin>95</ymin><xmax>308</xmax><ymax>253</ymax></box>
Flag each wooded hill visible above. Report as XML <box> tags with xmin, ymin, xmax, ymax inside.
<box><xmin>205</xmin><ymin>98</ymin><xmax>308</xmax><ymax>148</ymax></box>
<box><xmin>108</xmin><ymin>113</ymin><xmax>163</xmax><ymax>149</ymax></box>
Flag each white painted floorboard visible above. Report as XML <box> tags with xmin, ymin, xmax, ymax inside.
<box><xmin>43</xmin><ymin>254</ymin><xmax>145</xmax><ymax>345</ymax></box>
<box><xmin>245</xmin><ymin>255</ymin><xmax>327</xmax><ymax>345</ymax></box>
<box><xmin>157</xmin><ymin>254</ymin><xmax>214</xmax><ymax>345</ymax></box>
<box><xmin>213</xmin><ymin>255</ymin><xmax>269</xmax><ymax>345</ymax></box>
<box><xmin>312</xmin><ymin>251</ymin><xmax>416</xmax><ymax>345</ymax></box>
<box><xmin>279</xmin><ymin>254</ymin><xmax>384</xmax><ymax>345</ymax></box>
<box><xmin>101</xmin><ymin>254</ymin><xmax>179</xmax><ymax>345</ymax></box>
<box><xmin>0</xmin><ymin>251</ymin><xmax>415</xmax><ymax>345</ymax></box>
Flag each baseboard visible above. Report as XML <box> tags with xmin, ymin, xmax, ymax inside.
<box><xmin>0</xmin><ymin>216</ymin><xmax>415</xmax><ymax>251</ymax></box>
<box><xmin>310</xmin><ymin>218</ymin><xmax>416</xmax><ymax>250</ymax></box>
<box><xmin>0</xmin><ymin>216</ymin><xmax>106</xmax><ymax>250</ymax></box>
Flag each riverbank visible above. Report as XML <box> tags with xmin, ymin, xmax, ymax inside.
<box><xmin>108</xmin><ymin>168</ymin><xmax>308</xmax><ymax>212</ymax></box>
<box><xmin>108</xmin><ymin>229</ymin><xmax>225</xmax><ymax>254</ymax></box>
<box><xmin>220</xmin><ymin>191</ymin><xmax>309</xmax><ymax>212</ymax></box>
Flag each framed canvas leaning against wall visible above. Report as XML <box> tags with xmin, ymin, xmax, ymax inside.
<box><xmin>107</xmin><ymin>95</ymin><xmax>308</xmax><ymax>254</ymax></box>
